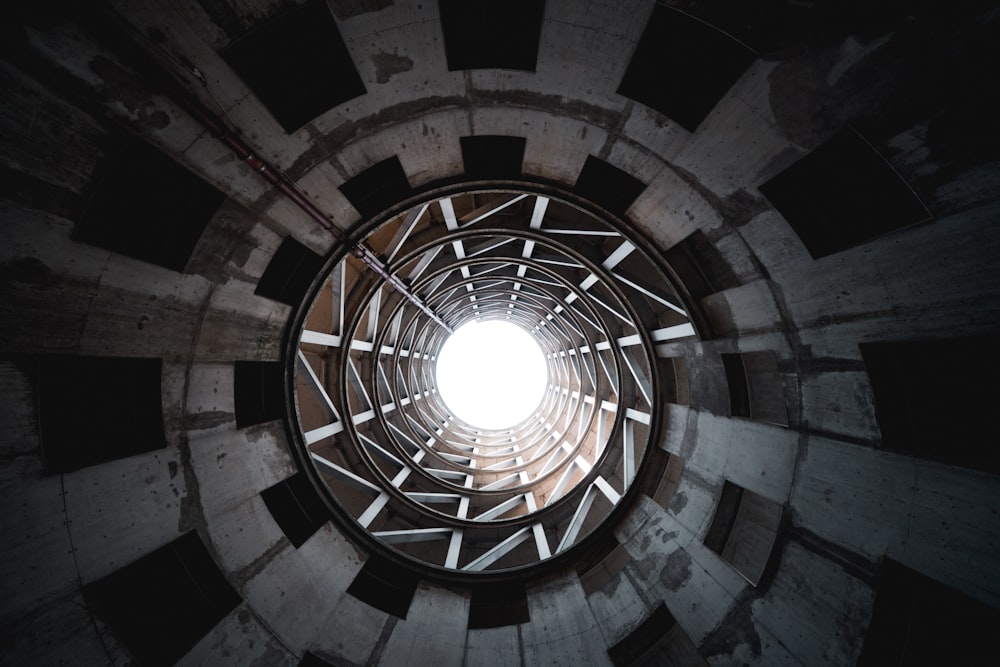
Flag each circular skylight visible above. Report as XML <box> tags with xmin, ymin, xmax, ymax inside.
<box><xmin>291</xmin><ymin>188</ymin><xmax>683</xmax><ymax>573</ymax></box>
<box><xmin>435</xmin><ymin>320</ymin><xmax>548</xmax><ymax>429</ymax></box>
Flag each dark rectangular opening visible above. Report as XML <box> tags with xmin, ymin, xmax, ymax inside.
<box><xmin>460</xmin><ymin>135</ymin><xmax>526</xmax><ymax>179</ymax></box>
<box><xmin>83</xmin><ymin>530</ymin><xmax>241</xmax><ymax>667</ymax></box>
<box><xmin>299</xmin><ymin>652</ymin><xmax>334</xmax><ymax>667</ymax></box>
<box><xmin>744</xmin><ymin>351</ymin><xmax>789</xmax><ymax>426</ymax></box>
<box><xmin>649</xmin><ymin>453</ymin><xmax>684</xmax><ymax>511</ymax></box>
<box><xmin>439</xmin><ymin>0</ymin><xmax>545</xmax><ymax>72</ymax></box>
<box><xmin>759</xmin><ymin>127</ymin><xmax>932</xmax><ymax>259</ymax></box>
<box><xmin>578</xmin><ymin>539</ymin><xmax>631</xmax><ymax>597</ymax></box>
<box><xmin>338</xmin><ymin>156</ymin><xmax>412</xmax><ymax>220</ymax></box>
<box><xmin>261</xmin><ymin>471</ymin><xmax>332</xmax><ymax>548</ymax></box>
<box><xmin>704</xmin><ymin>481</ymin><xmax>744</xmax><ymax>554</ymax></box>
<box><xmin>721</xmin><ymin>353</ymin><xmax>751</xmax><ymax>418</ymax></box>
<box><xmin>254</xmin><ymin>236</ymin><xmax>324</xmax><ymax>307</ymax></box>
<box><xmin>663</xmin><ymin>230</ymin><xmax>740</xmax><ymax>302</ymax></box>
<box><xmin>859</xmin><ymin>558</ymin><xmax>999</xmax><ymax>666</ymax></box>
<box><xmin>860</xmin><ymin>335</ymin><xmax>1000</xmax><ymax>474</ymax></box>
<box><xmin>75</xmin><ymin>135</ymin><xmax>225</xmax><ymax>271</ymax></box>
<box><xmin>346</xmin><ymin>554</ymin><xmax>419</xmax><ymax>618</ymax></box>
<box><xmin>37</xmin><ymin>355</ymin><xmax>166</xmax><ymax>473</ymax></box>
<box><xmin>617</xmin><ymin>5</ymin><xmax>756</xmax><ymax>131</ymax></box>
<box><xmin>608</xmin><ymin>604</ymin><xmax>678</xmax><ymax>667</ymax></box>
<box><xmin>221</xmin><ymin>0</ymin><xmax>366</xmax><ymax>133</ymax></box>
<box><xmin>468</xmin><ymin>581</ymin><xmax>530</xmax><ymax>629</ymax></box>
<box><xmin>573</xmin><ymin>155</ymin><xmax>647</xmax><ymax>217</ymax></box>
<box><xmin>574</xmin><ymin>531</ymin><xmax>621</xmax><ymax>580</ymax></box>
<box><xmin>704</xmin><ymin>481</ymin><xmax>781</xmax><ymax>585</ymax></box>
<box><xmin>233</xmin><ymin>360</ymin><xmax>285</xmax><ymax>428</ymax></box>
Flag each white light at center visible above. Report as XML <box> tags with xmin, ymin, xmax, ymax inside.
<box><xmin>435</xmin><ymin>320</ymin><xmax>547</xmax><ymax>429</ymax></box>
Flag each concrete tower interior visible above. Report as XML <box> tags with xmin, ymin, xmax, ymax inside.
<box><xmin>2</xmin><ymin>1</ymin><xmax>999</xmax><ymax>665</ymax></box>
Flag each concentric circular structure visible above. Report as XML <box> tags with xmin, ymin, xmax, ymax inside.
<box><xmin>292</xmin><ymin>188</ymin><xmax>695</xmax><ymax>573</ymax></box>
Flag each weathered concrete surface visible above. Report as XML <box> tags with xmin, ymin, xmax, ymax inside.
<box><xmin>378</xmin><ymin>584</ymin><xmax>469</xmax><ymax>665</ymax></box>
<box><xmin>66</xmin><ymin>449</ymin><xmax>186</xmax><ymax>584</ymax></box>
<box><xmin>791</xmin><ymin>437</ymin><xmax>1000</xmax><ymax>610</ymax></box>
<box><xmin>2</xmin><ymin>1</ymin><xmax>999</xmax><ymax>665</ymax></box>
<box><xmin>177</xmin><ymin>605</ymin><xmax>297</xmax><ymax>667</ymax></box>
<box><xmin>521</xmin><ymin>570</ymin><xmax>610</xmax><ymax>666</ymax></box>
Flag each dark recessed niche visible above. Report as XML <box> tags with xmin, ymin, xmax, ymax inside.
<box><xmin>460</xmin><ymin>135</ymin><xmax>526</xmax><ymax>178</ymax></box>
<box><xmin>703</xmin><ymin>480</ymin><xmax>744</xmax><ymax>555</ymax></box>
<box><xmin>84</xmin><ymin>531</ymin><xmax>241</xmax><ymax>667</ymax></box>
<box><xmin>859</xmin><ymin>558</ymin><xmax>998</xmax><ymax>665</ymax></box>
<box><xmin>721</xmin><ymin>353</ymin><xmax>751</xmax><ymax>419</ymax></box>
<box><xmin>573</xmin><ymin>155</ymin><xmax>647</xmax><ymax>216</ymax></box>
<box><xmin>347</xmin><ymin>554</ymin><xmax>419</xmax><ymax>618</ymax></box>
<box><xmin>233</xmin><ymin>360</ymin><xmax>285</xmax><ymax>428</ymax></box>
<box><xmin>221</xmin><ymin>0</ymin><xmax>366</xmax><ymax>133</ymax></box>
<box><xmin>704</xmin><ymin>480</ymin><xmax>781</xmax><ymax>586</ymax></box>
<box><xmin>37</xmin><ymin>355</ymin><xmax>166</xmax><ymax>473</ymax></box>
<box><xmin>648</xmin><ymin>452</ymin><xmax>684</xmax><ymax>511</ymax></box>
<box><xmin>721</xmin><ymin>351</ymin><xmax>788</xmax><ymax>425</ymax></box>
<box><xmin>608</xmin><ymin>603</ymin><xmax>677</xmax><ymax>666</ymax></box>
<box><xmin>299</xmin><ymin>651</ymin><xmax>334</xmax><ymax>667</ymax></box>
<box><xmin>75</xmin><ymin>136</ymin><xmax>225</xmax><ymax>272</ymax></box>
<box><xmin>254</xmin><ymin>236</ymin><xmax>324</xmax><ymax>307</ymax></box>
<box><xmin>468</xmin><ymin>581</ymin><xmax>530</xmax><ymax>629</ymax></box>
<box><xmin>439</xmin><ymin>0</ymin><xmax>546</xmax><ymax>72</ymax></box>
<box><xmin>578</xmin><ymin>539</ymin><xmax>630</xmax><ymax>597</ymax></box>
<box><xmin>617</xmin><ymin>5</ymin><xmax>756</xmax><ymax>132</ymax></box>
<box><xmin>663</xmin><ymin>230</ymin><xmax>740</xmax><ymax>313</ymax></box>
<box><xmin>664</xmin><ymin>1</ymin><xmax>952</xmax><ymax>60</ymax></box>
<box><xmin>261</xmin><ymin>471</ymin><xmax>332</xmax><ymax>548</ymax></box>
<box><xmin>759</xmin><ymin>127</ymin><xmax>932</xmax><ymax>259</ymax></box>
<box><xmin>338</xmin><ymin>156</ymin><xmax>412</xmax><ymax>219</ymax></box>
<box><xmin>860</xmin><ymin>335</ymin><xmax>1000</xmax><ymax>474</ymax></box>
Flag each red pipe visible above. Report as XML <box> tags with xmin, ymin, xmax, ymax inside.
<box><xmin>168</xmin><ymin>84</ymin><xmax>453</xmax><ymax>334</ymax></box>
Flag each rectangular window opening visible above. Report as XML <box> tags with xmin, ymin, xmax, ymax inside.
<box><xmin>261</xmin><ymin>471</ymin><xmax>331</xmax><ymax>548</ymax></box>
<box><xmin>704</xmin><ymin>480</ymin><xmax>781</xmax><ymax>586</ymax></box>
<box><xmin>758</xmin><ymin>127</ymin><xmax>932</xmax><ymax>259</ymax></box>
<box><xmin>83</xmin><ymin>530</ymin><xmax>241</xmax><ymax>666</ymax></box>
<box><xmin>221</xmin><ymin>0</ymin><xmax>366</xmax><ymax>133</ymax></box>
<box><xmin>37</xmin><ymin>355</ymin><xmax>166</xmax><ymax>473</ymax></box>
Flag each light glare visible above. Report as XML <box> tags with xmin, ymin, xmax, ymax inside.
<box><xmin>435</xmin><ymin>320</ymin><xmax>547</xmax><ymax>429</ymax></box>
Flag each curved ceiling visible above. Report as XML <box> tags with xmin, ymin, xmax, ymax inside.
<box><xmin>2</xmin><ymin>1</ymin><xmax>999</xmax><ymax>666</ymax></box>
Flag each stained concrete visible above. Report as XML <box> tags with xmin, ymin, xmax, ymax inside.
<box><xmin>1</xmin><ymin>1</ymin><xmax>999</xmax><ymax>665</ymax></box>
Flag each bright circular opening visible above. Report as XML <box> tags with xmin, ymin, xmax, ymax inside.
<box><xmin>435</xmin><ymin>320</ymin><xmax>548</xmax><ymax>429</ymax></box>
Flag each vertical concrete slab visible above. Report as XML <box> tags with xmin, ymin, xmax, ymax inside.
<box><xmin>617</xmin><ymin>496</ymin><xmax>747</xmax><ymax>645</ymax></box>
<box><xmin>0</xmin><ymin>593</ymin><xmax>131</xmax><ymax>666</ymax></box>
<box><xmin>183</xmin><ymin>363</ymin><xmax>236</xmax><ymax>435</ymax></box>
<box><xmin>194</xmin><ymin>281</ymin><xmax>290</xmax><ymax>362</ymax></box>
<box><xmin>522</xmin><ymin>570</ymin><xmax>610</xmax><ymax>666</ymax></box>
<box><xmin>187</xmin><ymin>421</ymin><xmax>296</xmax><ymax>517</ymax></box>
<box><xmin>65</xmin><ymin>449</ymin><xmax>186</xmax><ymax>584</ymax></box>
<box><xmin>688</xmin><ymin>411</ymin><xmax>799</xmax><ymax>504</ymax></box>
<box><xmin>798</xmin><ymin>371</ymin><xmax>881</xmax><ymax>442</ymax></box>
<box><xmin>899</xmin><ymin>462</ymin><xmax>1000</xmax><ymax>609</ymax></box>
<box><xmin>584</xmin><ymin>567</ymin><xmax>651</xmax><ymax>649</ymax></box>
<box><xmin>749</xmin><ymin>541</ymin><xmax>873</xmax><ymax>666</ymax></box>
<box><xmin>0</xmin><ymin>463</ymin><xmax>77</xmax><ymax>625</ymax></box>
<box><xmin>378</xmin><ymin>584</ymin><xmax>469</xmax><ymax>665</ymax></box>
<box><xmin>206</xmin><ymin>495</ymin><xmax>287</xmax><ymax>580</ymax></box>
<box><xmin>309</xmin><ymin>587</ymin><xmax>391</xmax><ymax>665</ymax></box>
<box><xmin>177</xmin><ymin>604</ymin><xmax>297</xmax><ymax>667</ymax></box>
<box><xmin>701</xmin><ymin>280</ymin><xmax>784</xmax><ymax>339</ymax></box>
<box><xmin>242</xmin><ymin>524</ymin><xmax>367</xmax><ymax>655</ymax></box>
<box><xmin>790</xmin><ymin>436</ymin><xmax>914</xmax><ymax>560</ymax></box>
<box><xmin>464</xmin><ymin>625</ymin><xmax>522</xmax><ymax>667</ymax></box>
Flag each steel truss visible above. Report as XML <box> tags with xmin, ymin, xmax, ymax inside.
<box><xmin>293</xmin><ymin>190</ymin><xmax>696</xmax><ymax>572</ymax></box>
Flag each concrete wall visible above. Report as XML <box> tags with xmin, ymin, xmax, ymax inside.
<box><xmin>2</xmin><ymin>1</ymin><xmax>998</xmax><ymax>665</ymax></box>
